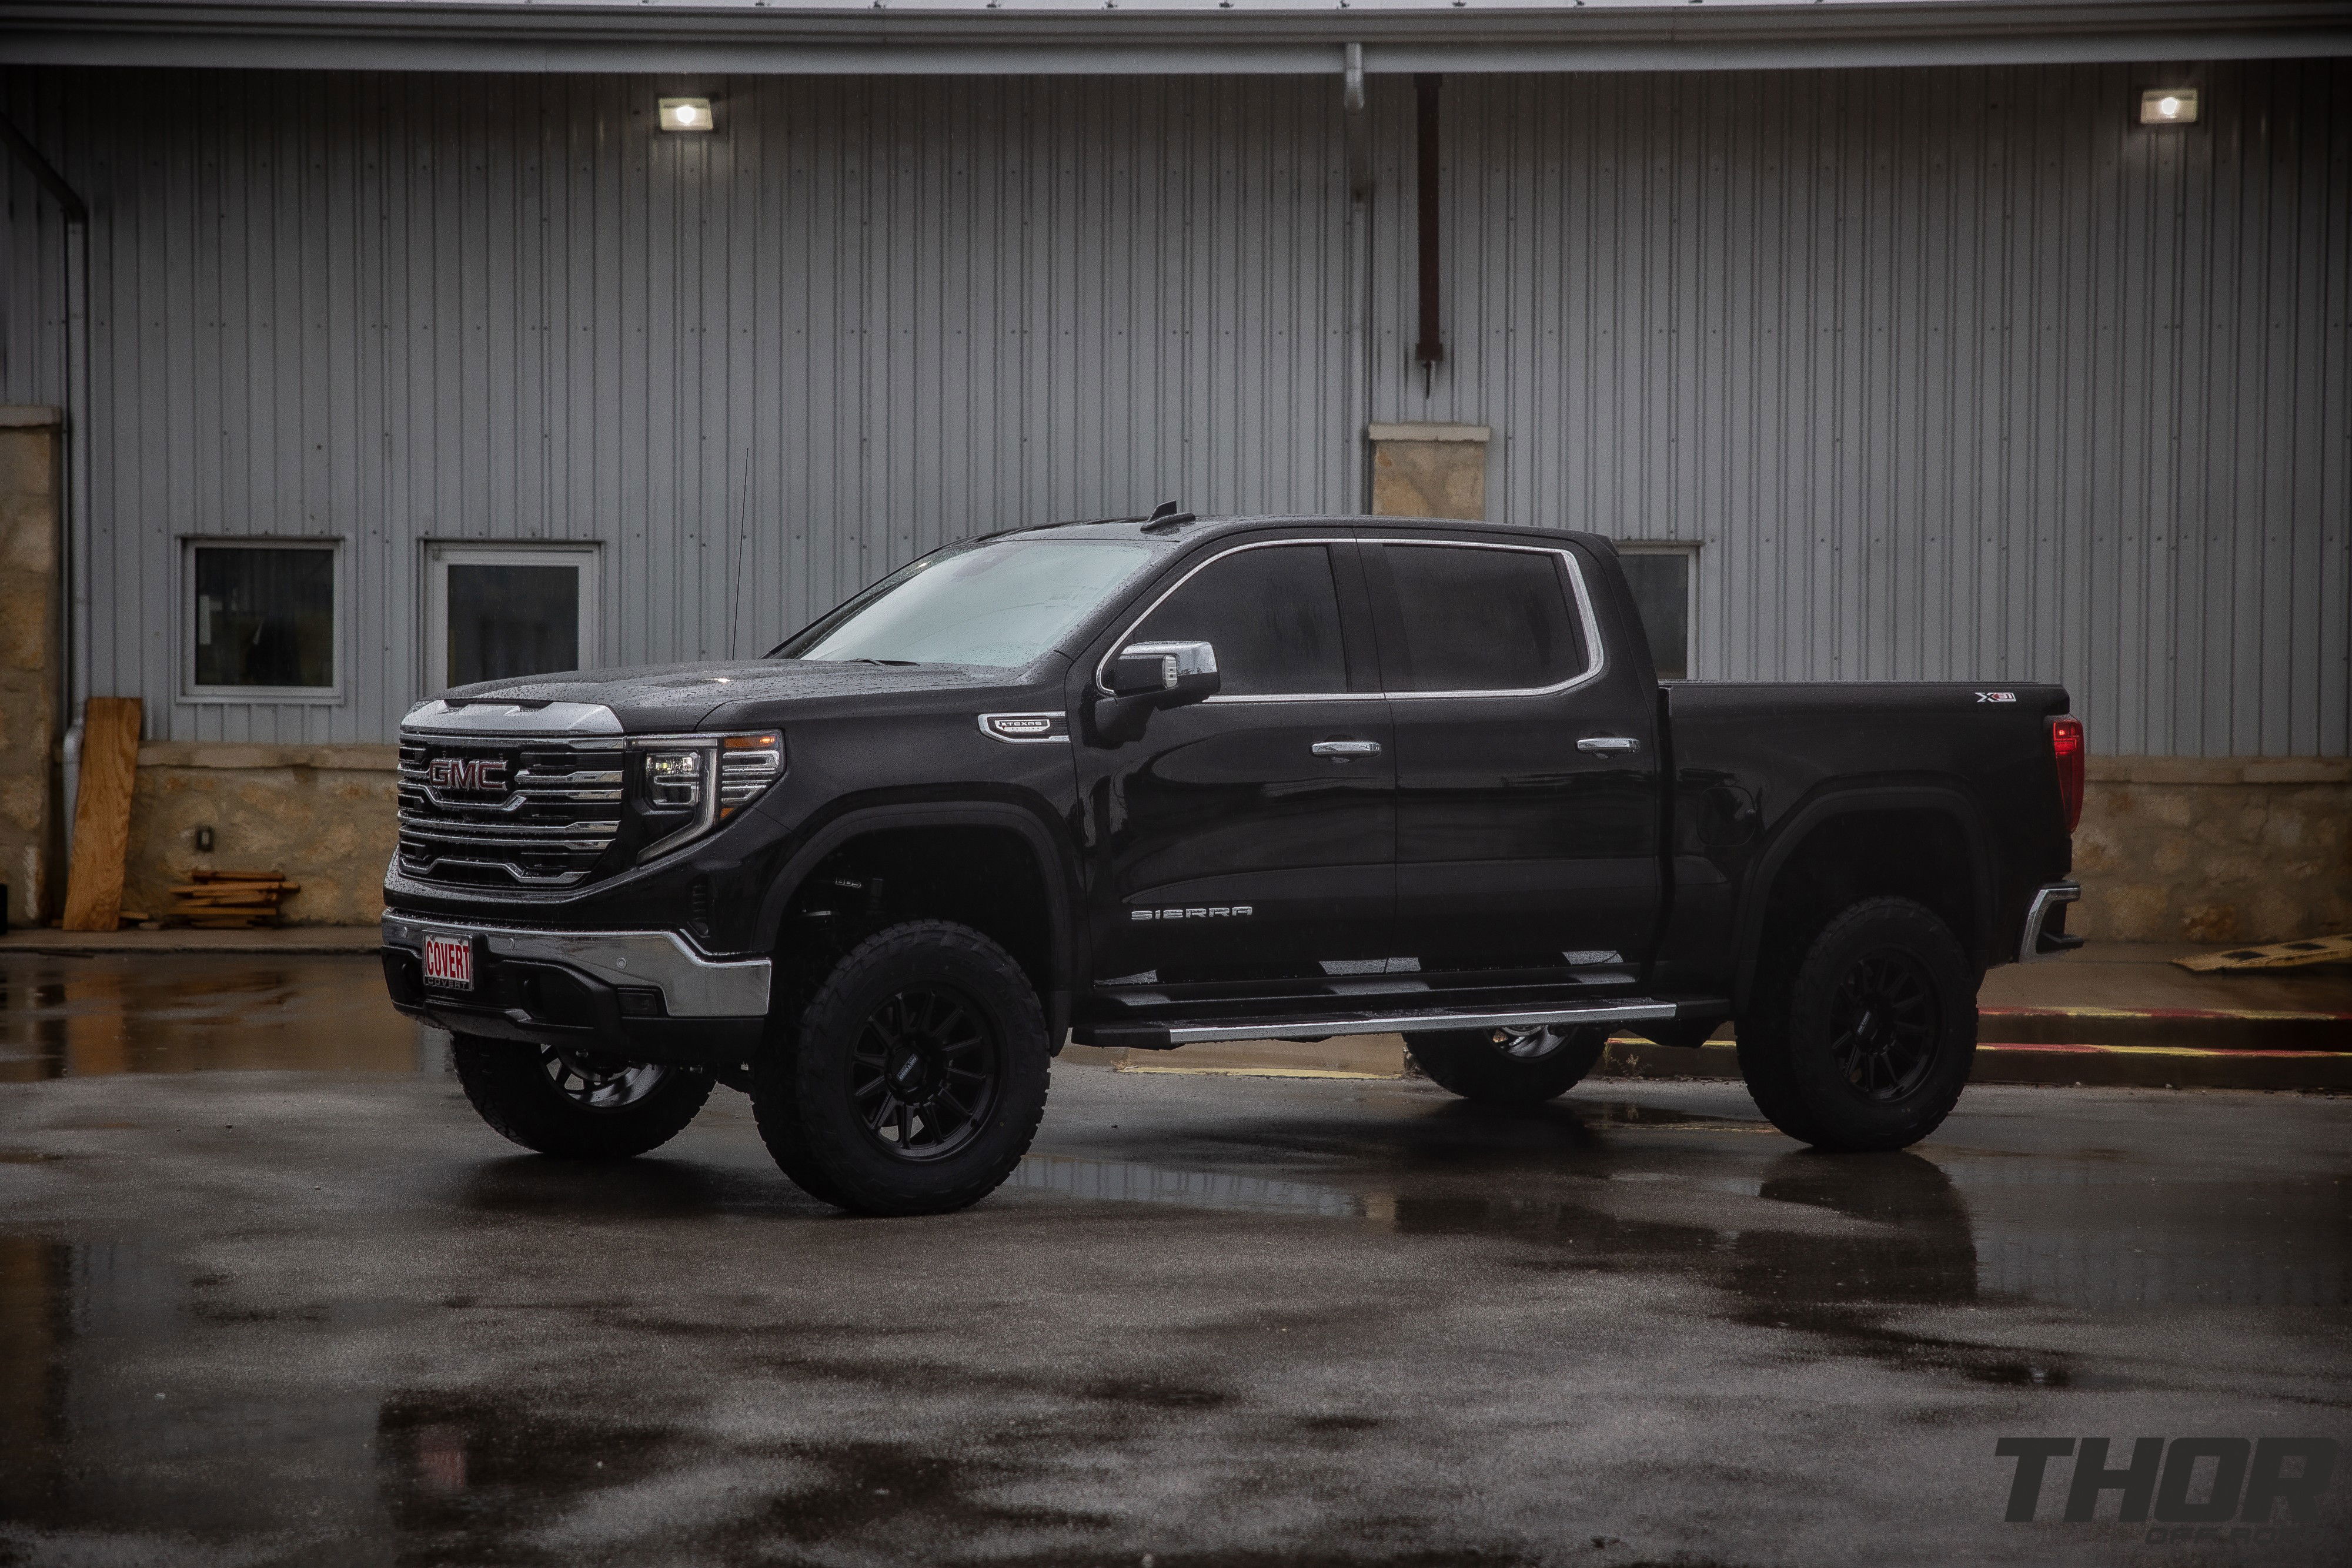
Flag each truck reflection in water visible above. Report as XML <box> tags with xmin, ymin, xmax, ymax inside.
<box><xmin>0</xmin><ymin>955</ymin><xmax>427</xmax><ymax>1079</ymax></box>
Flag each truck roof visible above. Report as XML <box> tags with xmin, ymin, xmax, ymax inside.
<box><xmin>991</xmin><ymin>514</ymin><xmax>1598</xmax><ymax>549</ymax></box>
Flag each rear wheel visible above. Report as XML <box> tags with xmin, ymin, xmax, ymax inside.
<box><xmin>1404</xmin><ymin>1024</ymin><xmax>1609</xmax><ymax>1105</ymax></box>
<box><xmin>450</xmin><ymin>1037</ymin><xmax>713</xmax><ymax>1159</ymax></box>
<box><xmin>753</xmin><ymin>921</ymin><xmax>1050</xmax><ymax>1216</ymax></box>
<box><xmin>1736</xmin><ymin>895</ymin><xmax>1977</xmax><ymax>1152</ymax></box>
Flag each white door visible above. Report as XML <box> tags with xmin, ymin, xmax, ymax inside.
<box><xmin>426</xmin><ymin>544</ymin><xmax>600</xmax><ymax>694</ymax></box>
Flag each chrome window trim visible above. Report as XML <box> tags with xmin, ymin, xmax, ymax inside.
<box><xmin>1369</xmin><ymin>539</ymin><xmax>1608</xmax><ymax>701</ymax></box>
<box><xmin>1094</xmin><ymin>536</ymin><xmax>1360</xmax><ymax>706</ymax></box>
<box><xmin>1091</xmin><ymin>534</ymin><xmax>1608</xmax><ymax>706</ymax></box>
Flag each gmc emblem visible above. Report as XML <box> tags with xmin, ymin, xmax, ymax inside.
<box><xmin>427</xmin><ymin>757</ymin><xmax>509</xmax><ymax>793</ymax></box>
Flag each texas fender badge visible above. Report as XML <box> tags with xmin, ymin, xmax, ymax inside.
<box><xmin>978</xmin><ymin>712</ymin><xmax>1069</xmax><ymax>744</ymax></box>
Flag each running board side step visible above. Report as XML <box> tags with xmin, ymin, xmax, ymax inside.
<box><xmin>1074</xmin><ymin>998</ymin><xmax>1724</xmax><ymax>1051</ymax></box>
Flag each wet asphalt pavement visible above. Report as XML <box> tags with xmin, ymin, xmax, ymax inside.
<box><xmin>1</xmin><ymin>955</ymin><xmax>2347</xmax><ymax>1567</ymax></box>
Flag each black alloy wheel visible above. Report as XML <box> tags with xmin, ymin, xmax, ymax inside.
<box><xmin>849</xmin><ymin>986</ymin><xmax>1004</xmax><ymax>1161</ymax></box>
<box><xmin>1825</xmin><ymin>950</ymin><xmax>1940</xmax><ymax>1101</ymax></box>
<box><xmin>752</xmin><ymin>920</ymin><xmax>1051</xmax><ymax>1216</ymax></box>
<box><xmin>450</xmin><ymin>1035</ymin><xmax>713</xmax><ymax>1159</ymax></box>
<box><xmin>1403</xmin><ymin>1022</ymin><xmax>1609</xmax><ymax>1105</ymax></box>
<box><xmin>1734</xmin><ymin>895</ymin><xmax>1977</xmax><ymax>1154</ymax></box>
<box><xmin>542</xmin><ymin>1049</ymin><xmax>671</xmax><ymax>1111</ymax></box>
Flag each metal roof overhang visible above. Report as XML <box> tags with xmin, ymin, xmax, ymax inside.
<box><xmin>1</xmin><ymin>0</ymin><xmax>2346</xmax><ymax>75</ymax></box>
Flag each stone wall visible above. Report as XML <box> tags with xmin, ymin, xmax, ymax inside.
<box><xmin>1368</xmin><ymin>422</ymin><xmax>1490</xmax><ymax>520</ymax></box>
<box><xmin>2072</xmin><ymin>757</ymin><xmax>2352</xmax><ymax>944</ymax></box>
<box><xmin>125</xmin><ymin>745</ymin><xmax>399</xmax><ymax>927</ymax></box>
<box><xmin>0</xmin><ymin>407</ymin><xmax>61</xmax><ymax>926</ymax></box>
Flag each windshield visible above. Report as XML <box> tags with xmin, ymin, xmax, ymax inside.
<box><xmin>774</xmin><ymin>539</ymin><xmax>1162</xmax><ymax>668</ymax></box>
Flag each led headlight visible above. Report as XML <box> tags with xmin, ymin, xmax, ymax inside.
<box><xmin>633</xmin><ymin>731</ymin><xmax>786</xmax><ymax>861</ymax></box>
<box><xmin>643</xmin><ymin>749</ymin><xmax>705</xmax><ymax>808</ymax></box>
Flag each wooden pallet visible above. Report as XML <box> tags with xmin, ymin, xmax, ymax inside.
<box><xmin>166</xmin><ymin>869</ymin><xmax>300</xmax><ymax>929</ymax></box>
<box><xmin>2174</xmin><ymin>934</ymin><xmax>2352</xmax><ymax>972</ymax></box>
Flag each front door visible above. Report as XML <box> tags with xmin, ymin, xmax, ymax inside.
<box><xmin>1073</xmin><ymin>536</ymin><xmax>1394</xmax><ymax>987</ymax></box>
<box><xmin>1363</xmin><ymin>535</ymin><xmax>1662</xmax><ymax>979</ymax></box>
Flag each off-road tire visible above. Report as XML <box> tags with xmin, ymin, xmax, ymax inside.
<box><xmin>450</xmin><ymin>1036</ymin><xmax>714</xmax><ymax>1159</ymax></box>
<box><xmin>752</xmin><ymin>921</ymin><xmax>1050</xmax><ymax>1216</ymax></box>
<box><xmin>1736</xmin><ymin>895</ymin><xmax>1977</xmax><ymax>1152</ymax></box>
<box><xmin>1403</xmin><ymin>1025</ymin><xmax>1609</xmax><ymax>1104</ymax></box>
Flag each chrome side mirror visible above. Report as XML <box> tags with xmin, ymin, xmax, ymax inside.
<box><xmin>1093</xmin><ymin>640</ymin><xmax>1221</xmax><ymax>743</ymax></box>
<box><xmin>1104</xmin><ymin>640</ymin><xmax>1220</xmax><ymax>701</ymax></box>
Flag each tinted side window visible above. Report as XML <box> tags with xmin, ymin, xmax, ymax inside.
<box><xmin>1129</xmin><ymin>543</ymin><xmax>1349</xmax><ymax>696</ymax></box>
<box><xmin>1376</xmin><ymin>544</ymin><xmax>1589</xmax><ymax>693</ymax></box>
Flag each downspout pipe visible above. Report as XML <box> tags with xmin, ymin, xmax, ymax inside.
<box><xmin>0</xmin><ymin>112</ymin><xmax>92</xmax><ymax>871</ymax></box>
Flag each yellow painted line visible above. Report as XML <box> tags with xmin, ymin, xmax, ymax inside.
<box><xmin>1976</xmin><ymin>1042</ymin><xmax>2349</xmax><ymax>1060</ymax></box>
<box><xmin>1113</xmin><ymin>1064</ymin><xmax>1401</xmax><ymax>1080</ymax></box>
<box><xmin>1979</xmin><ymin>1005</ymin><xmax>2347</xmax><ymax>1021</ymax></box>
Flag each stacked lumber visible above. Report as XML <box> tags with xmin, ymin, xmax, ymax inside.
<box><xmin>168</xmin><ymin>870</ymin><xmax>300</xmax><ymax>929</ymax></box>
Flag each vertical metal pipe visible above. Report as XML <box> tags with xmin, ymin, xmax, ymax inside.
<box><xmin>1412</xmin><ymin>73</ymin><xmax>1444</xmax><ymax>372</ymax></box>
<box><xmin>62</xmin><ymin>217</ymin><xmax>90</xmax><ymax>860</ymax></box>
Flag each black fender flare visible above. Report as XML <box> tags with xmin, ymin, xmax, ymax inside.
<box><xmin>1729</xmin><ymin>781</ymin><xmax>1999</xmax><ymax>1014</ymax></box>
<box><xmin>751</xmin><ymin>798</ymin><xmax>1081</xmax><ymax>1031</ymax></box>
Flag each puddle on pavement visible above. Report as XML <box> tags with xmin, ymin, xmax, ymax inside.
<box><xmin>1011</xmin><ymin>1153</ymin><xmax>1367</xmax><ymax>1217</ymax></box>
<box><xmin>0</xmin><ymin>954</ymin><xmax>426</xmax><ymax>1077</ymax></box>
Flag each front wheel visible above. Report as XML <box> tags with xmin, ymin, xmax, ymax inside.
<box><xmin>1736</xmin><ymin>895</ymin><xmax>1977</xmax><ymax>1152</ymax></box>
<box><xmin>450</xmin><ymin>1037</ymin><xmax>713</xmax><ymax>1159</ymax></box>
<box><xmin>752</xmin><ymin>921</ymin><xmax>1051</xmax><ymax>1216</ymax></box>
<box><xmin>1404</xmin><ymin>1024</ymin><xmax>1609</xmax><ymax>1105</ymax></box>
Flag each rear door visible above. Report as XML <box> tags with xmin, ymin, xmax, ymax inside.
<box><xmin>1071</xmin><ymin>534</ymin><xmax>1394</xmax><ymax>987</ymax></box>
<box><xmin>1364</xmin><ymin>534</ymin><xmax>1662</xmax><ymax>979</ymax></box>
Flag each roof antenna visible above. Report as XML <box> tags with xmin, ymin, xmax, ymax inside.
<box><xmin>1140</xmin><ymin>500</ymin><xmax>1196</xmax><ymax>533</ymax></box>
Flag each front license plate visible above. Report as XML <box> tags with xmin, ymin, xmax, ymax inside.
<box><xmin>422</xmin><ymin>933</ymin><xmax>475</xmax><ymax>990</ymax></box>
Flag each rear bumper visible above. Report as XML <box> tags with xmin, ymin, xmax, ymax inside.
<box><xmin>2018</xmin><ymin>881</ymin><xmax>2084</xmax><ymax>963</ymax></box>
<box><xmin>380</xmin><ymin>912</ymin><xmax>770</xmax><ymax>1065</ymax></box>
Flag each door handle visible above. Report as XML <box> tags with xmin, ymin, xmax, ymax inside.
<box><xmin>1576</xmin><ymin>736</ymin><xmax>1640</xmax><ymax>754</ymax></box>
<box><xmin>1311</xmin><ymin>740</ymin><xmax>1382</xmax><ymax>758</ymax></box>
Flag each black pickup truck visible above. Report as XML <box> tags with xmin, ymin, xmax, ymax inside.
<box><xmin>383</xmin><ymin>513</ymin><xmax>2086</xmax><ymax>1215</ymax></box>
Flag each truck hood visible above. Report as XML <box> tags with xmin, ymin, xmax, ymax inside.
<box><xmin>431</xmin><ymin>657</ymin><xmax>1031</xmax><ymax>733</ymax></box>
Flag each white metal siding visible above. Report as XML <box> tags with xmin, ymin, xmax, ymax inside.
<box><xmin>1369</xmin><ymin>59</ymin><xmax>2351</xmax><ymax>757</ymax></box>
<box><xmin>4</xmin><ymin>60</ymin><xmax>2346</xmax><ymax>754</ymax></box>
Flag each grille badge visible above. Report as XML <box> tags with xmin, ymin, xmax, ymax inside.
<box><xmin>427</xmin><ymin>756</ymin><xmax>509</xmax><ymax>793</ymax></box>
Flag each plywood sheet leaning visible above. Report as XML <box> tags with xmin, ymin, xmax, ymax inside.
<box><xmin>2174</xmin><ymin>935</ymin><xmax>2352</xmax><ymax>972</ymax></box>
<box><xmin>60</xmin><ymin>697</ymin><xmax>142</xmax><ymax>932</ymax></box>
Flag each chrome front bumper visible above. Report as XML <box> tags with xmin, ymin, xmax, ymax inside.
<box><xmin>380</xmin><ymin>915</ymin><xmax>770</xmax><ymax>1017</ymax></box>
<box><xmin>2018</xmin><ymin>881</ymin><xmax>2083</xmax><ymax>963</ymax></box>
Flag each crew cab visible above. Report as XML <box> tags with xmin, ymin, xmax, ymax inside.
<box><xmin>382</xmin><ymin>512</ymin><xmax>2086</xmax><ymax>1215</ymax></box>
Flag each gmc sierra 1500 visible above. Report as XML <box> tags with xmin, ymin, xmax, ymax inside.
<box><xmin>383</xmin><ymin>513</ymin><xmax>2084</xmax><ymax>1214</ymax></box>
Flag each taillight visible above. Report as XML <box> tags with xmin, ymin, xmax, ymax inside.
<box><xmin>2049</xmin><ymin>717</ymin><xmax>2085</xmax><ymax>834</ymax></box>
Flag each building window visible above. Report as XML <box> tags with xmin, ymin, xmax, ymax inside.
<box><xmin>426</xmin><ymin>544</ymin><xmax>600</xmax><ymax>694</ymax></box>
<box><xmin>185</xmin><ymin>540</ymin><xmax>340</xmax><ymax>697</ymax></box>
<box><xmin>1616</xmin><ymin>544</ymin><xmax>1696</xmax><ymax>680</ymax></box>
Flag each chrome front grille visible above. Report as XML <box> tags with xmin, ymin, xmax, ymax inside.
<box><xmin>397</xmin><ymin>734</ymin><xmax>626</xmax><ymax>888</ymax></box>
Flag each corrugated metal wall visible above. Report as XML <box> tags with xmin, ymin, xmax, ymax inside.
<box><xmin>0</xmin><ymin>70</ymin><xmax>1363</xmax><ymax>744</ymax></box>
<box><xmin>5</xmin><ymin>59</ymin><xmax>2347</xmax><ymax>754</ymax></box>
<box><xmin>1370</xmin><ymin>59</ymin><xmax>2351</xmax><ymax>758</ymax></box>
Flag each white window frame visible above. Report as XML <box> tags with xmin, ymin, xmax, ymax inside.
<box><xmin>1615</xmin><ymin>541</ymin><xmax>1700</xmax><ymax>681</ymax></box>
<box><xmin>424</xmin><ymin>542</ymin><xmax>602</xmax><ymax>696</ymax></box>
<box><xmin>181</xmin><ymin>537</ymin><xmax>345</xmax><ymax>703</ymax></box>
